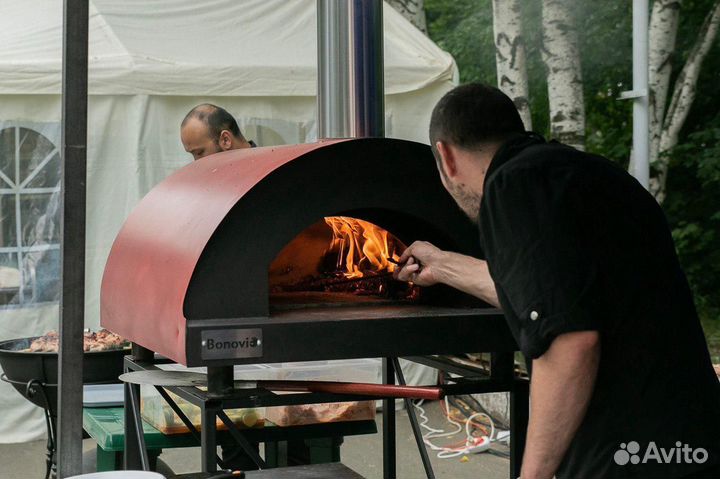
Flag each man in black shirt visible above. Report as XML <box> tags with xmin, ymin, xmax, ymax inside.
<box><xmin>395</xmin><ymin>83</ymin><xmax>720</xmax><ymax>478</ymax></box>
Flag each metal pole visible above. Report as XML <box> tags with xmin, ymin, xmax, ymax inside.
<box><xmin>57</xmin><ymin>0</ymin><xmax>88</xmax><ymax>476</ymax></box>
<box><xmin>348</xmin><ymin>0</ymin><xmax>384</xmax><ymax>138</ymax></box>
<box><xmin>317</xmin><ymin>0</ymin><xmax>350</xmax><ymax>139</ymax></box>
<box><xmin>392</xmin><ymin>358</ymin><xmax>435</xmax><ymax>479</ymax></box>
<box><xmin>510</xmin><ymin>380</ymin><xmax>529</xmax><ymax>479</ymax></box>
<box><xmin>632</xmin><ymin>0</ymin><xmax>649</xmax><ymax>189</ymax></box>
<box><xmin>317</xmin><ymin>0</ymin><xmax>384</xmax><ymax>139</ymax></box>
<box><xmin>382</xmin><ymin>357</ymin><xmax>396</xmax><ymax>479</ymax></box>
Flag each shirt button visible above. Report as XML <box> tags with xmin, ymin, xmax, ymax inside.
<box><xmin>530</xmin><ymin>311</ymin><xmax>539</xmax><ymax>321</ymax></box>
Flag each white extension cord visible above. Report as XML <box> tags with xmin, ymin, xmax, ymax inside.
<box><xmin>413</xmin><ymin>397</ymin><xmax>509</xmax><ymax>459</ymax></box>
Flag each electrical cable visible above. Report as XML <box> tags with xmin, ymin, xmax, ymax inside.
<box><xmin>413</xmin><ymin>398</ymin><xmax>509</xmax><ymax>459</ymax></box>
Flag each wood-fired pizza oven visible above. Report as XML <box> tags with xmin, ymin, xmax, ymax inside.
<box><xmin>100</xmin><ymin>138</ymin><xmax>514</xmax><ymax>367</ymax></box>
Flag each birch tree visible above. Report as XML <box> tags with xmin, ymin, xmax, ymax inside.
<box><xmin>492</xmin><ymin>0</ymin><xmax>532</xmax><ymax>130</ymax></box>
<box><xmin>650</xmin><ymin>0</ymin><xmax>720</xmax><ymax>202</ymax></box>
<box><xmin>541</xmin><ymin>0</ymin><xmax>586</xmax><ymax>150</ymax></box>
<box><xmin>648</xmin><ymin>0</ymin><xmax>682</xmax><ymax>166</ymax></box>
<box><xmin>386</xmin><ymin>0</ymin><xmax>428</xmax><ymax>35</ymax></box>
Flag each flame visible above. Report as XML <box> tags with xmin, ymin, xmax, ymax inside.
<box><xmin>324</xmin><ymin>217</ymin><xmax>401</xmax><ymax>279</ymax></box>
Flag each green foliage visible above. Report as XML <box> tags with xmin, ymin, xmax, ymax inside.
<box><xmin>424</xmin><ymin>0</ymin><xmax>720</xmax><ymax>321</ymax></box>
<box><xmin>674</xmin><ymin>0</ymin><xmax>720</xmax><ymax>135</ymax></box>
<box><xmin>669</xmin><ymin>1</ymin><xmax>720</xmax><ymax>323</ymax></box>
<box><xmin>665</xmin><ymin>116</ymin><xmax>720</xmax><ymax>318</ymax></box>
<box><xmin>576</xmin><ymin>1</ymin><xmax>633</xmax><ymax>165</ymax></box>
<box><xmin>425</xmin><ymin>0</ymin><xmax>496</xmax><ymax>85</ymax></box>
<box><xmin>425</xmin><ymin>0</ymin><xmax>551</xmax><ymax>132</ymax></box>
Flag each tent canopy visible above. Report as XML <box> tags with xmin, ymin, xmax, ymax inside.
<box><xmin>0</xmin><ymin>0</ymin><xmax>454</xmax><ymax>96</ymax></box>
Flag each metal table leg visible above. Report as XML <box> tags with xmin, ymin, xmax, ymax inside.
<box><xmin>491</xmin><ymin>352</ymin><xmax>514</xmax><ymax>382</ymax></box>
<box><xmin>510</xmin><ymin>378</ymin><xmax>529</xmax><ymax>479</ymax></box>
<box><xmin>123</xmin><ymin>380</ymin><xmax>149</xmax><ymax>470</ymax></box>
<box><xmin>392</xmin><ymin>358</ymin><xmax>435</xmax><ymax>479</ymax></box>
<box><xmin>382</xmin><ymin>357</ymin><xmax>396</xmax><ymax>479</ymax></box>
<box><xmin>201</xmin><ymin>402</ymin><xmax>220</xmax><ymax>472</ymax></box>
<box><xmin>491</xmin><ymin>351</ymin><xmax>528</xmax><ymax>479</ymax></box>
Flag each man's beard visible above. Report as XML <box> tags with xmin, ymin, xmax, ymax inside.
<box><xmin>447</xmin><ymin>182</ymin><xmax>481</xmax><ymax>224</ymax></box>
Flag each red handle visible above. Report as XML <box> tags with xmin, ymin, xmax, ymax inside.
<box><xmin>259</xmin><ymin>380</ymin><xmax>443</xmax><ymax>400</ymax></box>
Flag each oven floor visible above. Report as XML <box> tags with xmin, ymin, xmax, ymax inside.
<box><xmin>269</xmin><ymin>303</ymin><xmax>494</xmax><ymax>321</ymax></box>
<box><xmin>270</xmin><ymin>292</ymin><xmax>406</xmax><ymax>310</ymax></box>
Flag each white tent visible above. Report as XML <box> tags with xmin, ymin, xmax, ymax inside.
<box><xmin>0</xmin><ymin>0</ymin><xmax>456</xmax><ymax>442</ymax></box>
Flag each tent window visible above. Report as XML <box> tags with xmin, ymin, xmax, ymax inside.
<box><xmin>0</xmin><ymin>126</ymin><xmax>61</xmax><ymax>307</ymax></box>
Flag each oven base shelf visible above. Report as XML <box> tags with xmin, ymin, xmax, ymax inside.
<box><xmin>185</xmin><ymin>306</ymin><xmax>515</xmax><ymax>367</ymax></box>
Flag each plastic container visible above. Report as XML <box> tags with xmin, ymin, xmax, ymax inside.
<box><xmin>157</xmin><ymin>358</ymin><xmax>380</xmax><ymax>383</ymax></box>
<box><xmin>265</xmin><ymin>396</ymin><xmax>376</xmax><ymax>426</ymax></box>
<box><xmin>68</xmin><ymin>473</ymin><xmax>165</xmax><ymax>479</ymax></box>
<box><xmin>146</xmin><ymin>359</ymin><xmax>380</xmax><ymax>429</ymax></box>
<box><xmin>260</xmin><ymin>359</ymin><xmax>380</xmax><ymax>383</ymax></box>
<box><xmin>140</xmin><ymin>386</ymin><xmax>264</xmax><ymax>435</ymax></box>
<box><xmin>259</xmin><ymin>359</ymin><xmax>379</xmax><ymax>426</ymax></box>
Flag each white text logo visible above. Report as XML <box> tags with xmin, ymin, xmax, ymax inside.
<box><xmin>614</xmin><ymin>441</ymin><xmax>708</xmax><ymax>466</ymax></box>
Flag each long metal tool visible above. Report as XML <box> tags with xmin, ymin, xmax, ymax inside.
<box><xmin>260</xmin><ymin>380</ymin><xmax>443</xmax><ymax>400</ymax></box>
<box><xmin>57</xmin><ymin>0</ymin><xmax>89</xmax><ymax>476</ymax></box>
<box><xmin>120</xmin><ymin>370</ymin><xmax>444</xmax><ymax>400</ymax></box>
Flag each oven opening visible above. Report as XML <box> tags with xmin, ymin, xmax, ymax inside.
<box><xmin>269</xmin><ymin>216</ymin><xmax>420</xmax><ymax>309</ymax></box>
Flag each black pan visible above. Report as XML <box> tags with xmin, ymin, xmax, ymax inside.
<box><xmin>0</xmin><ymin>336</ymin><xmax>129</xmax><ymax>411</ymax></box>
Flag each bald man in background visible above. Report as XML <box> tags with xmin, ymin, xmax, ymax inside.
<box><xmin>180</xmin><ymin>103</ymin><xmax>255</xmax><ymax>161</ymax></box>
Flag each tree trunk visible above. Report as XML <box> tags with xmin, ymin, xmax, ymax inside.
<box><xmin>650</xmin><ymin>0</ymin><xmax>720</xmax><ymax>202</ymax></box>
<box><xmin>541</xmin><ymin>0</ymin><xmax>586</xmax><ymax>150</ymax></box>
<box><xmin>492</xmin><ymin>0</ymin><xmax>533</xmax><ymax>130</ymax></box>
<box><xmin>648</xmin><ymin>0</ymin><xmax>682</xmax><ymax>166</ymax></box>
<box><xmin>386</xmin><ymin>0</ymin><xmax>427</xmax><ymax>35</ymax></box>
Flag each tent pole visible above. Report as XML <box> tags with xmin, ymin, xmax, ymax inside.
<box><xmin>57</xmin><ymin>0</ymin><xmax>88</xmax><ymax>476</ymax></box>
<box><xmin>632</xmin><ymin>0</ymin><xmax>649</xmax><ymax>189</ymax></box>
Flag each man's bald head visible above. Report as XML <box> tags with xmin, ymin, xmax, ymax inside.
<box><xmin>180</xmin><ymin>104</ymin><xmax>250</xmax><ymax>160</ymax></box>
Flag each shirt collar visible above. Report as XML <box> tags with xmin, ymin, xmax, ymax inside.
<box><xmin>485</xmin><ymin>132</ymin><xmax>546</xmax><ymax>184</ymax></box>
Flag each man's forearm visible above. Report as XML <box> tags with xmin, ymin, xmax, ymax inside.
<box><xmin>436</xmin><ymin>251</ymin><xmax>500</xmax><ymax>307</ymax></box>
<box><xmin>521</xmin><ymin>331</ymin><xmax>601</xmax><ymax>479</ymax></box>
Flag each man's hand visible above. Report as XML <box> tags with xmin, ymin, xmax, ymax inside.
<box><xmin>393</xmin><ymin>240</ymin><xmax>500</xmax><ymax>307</ymax></box>
<box><xmin>393</xmin><ymin>241</ymin><xmax>445</xmax><ymax>286</ymax></box>
<box><xmin>521</xmin><ymin>331</ymin><xmax>601</xmax><ymax>479</ymax></box>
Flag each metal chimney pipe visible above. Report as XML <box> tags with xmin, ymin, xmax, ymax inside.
<box><xmin>317</xmin><ymin>0</ymin><xmax>384</xmax><ymax>139</ymax></box>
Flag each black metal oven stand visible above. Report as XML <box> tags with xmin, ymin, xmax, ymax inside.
<box><xmin>382</xmin><ymin>354</ymin><xmax>528</xmax><ymax>479</ymax></box>
<box><xmin>123</xmin><ymin>348</ymin><xmax>528</xmax><ymax>479</ymax></box>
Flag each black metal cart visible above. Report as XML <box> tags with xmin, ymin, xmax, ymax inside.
<box><xmin>122</xmin><ymin>340</ymin><xmax>528</xmax><ymax>479</ymax></box>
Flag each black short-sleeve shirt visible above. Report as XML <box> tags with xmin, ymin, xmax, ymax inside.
<box><xmin>478</xmin><ymin>133</ymin><xmax>720</xmax><ymax>478</ymax></box>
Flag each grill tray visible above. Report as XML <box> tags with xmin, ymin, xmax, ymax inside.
<box><xmin>0</xmin><ymin>337</ymin><xmax>128</xmax><ymax>410</ymax></box>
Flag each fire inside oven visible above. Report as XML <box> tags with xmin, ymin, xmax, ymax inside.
<box><xmin>269</xmin><ymin>216</ymin><xmax>419</xmax><ymax>307</ymax></box>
